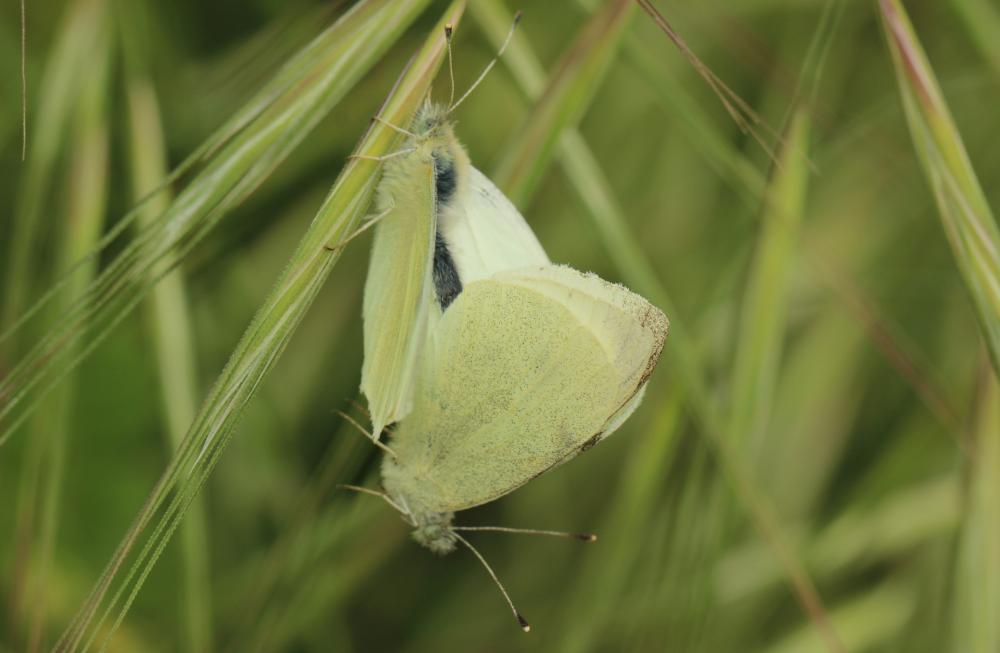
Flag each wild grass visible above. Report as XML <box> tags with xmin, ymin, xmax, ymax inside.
<box><xmin>1</xmin><ymin>0</ymin><xmax>998</xmax><ymax>651</ymax></box>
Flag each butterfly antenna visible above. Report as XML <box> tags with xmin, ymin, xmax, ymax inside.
<box><xmin>453</xmin><ymin>532</ymin><xmax>530</xmax><ymax>632</ymax></box>
<box><xmin>448</xmin><ymin>10</ymin><xmax>522</xmax><ymax>113</ymax></box>
<box><xmin>445</xmin><ymin>23</ymin><xmax>456</xmax><ymax>108</ymax></box>
<box><xmin>334</xmin><ymin>410</ymin><xmax>397</xmax><ymax>459</ymax></box>
<box><xmin>453</xmin><ymin>526</ymin><xmax>597</xmax><ymax>542</ymax></box>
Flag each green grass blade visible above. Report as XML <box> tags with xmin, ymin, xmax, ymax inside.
<box><xmin>0</xmin><ymin>0</ymin><xmax>434</xmax><ymax>446</ymax></box>
<box><xmin>8</xmin><ymin>7</ymin><xmax>112</xmax><ymax>648</ymax></box>
<box><xmin>120</xmin><ymin>3</ymin><xmax>212</xmax><ymax>649</ymax></box>
<box><xmin>53</xmin><ymin>3</ymin><xmax>465</xmax><ymax>650</ymax></box>
<box><xmin>880</xmin><ymin>0</ymin><xmax>1000</xmax><ymax>375</ymax></box>
<box><xmin>952</xmin><ymin>367</ymin><xmax>1000</xmax><ymax>652</ymax></box>
<box><xmin>729</xmin><ymin>109</ymin><xmax>809</xmax><ymax>457</ymax></box>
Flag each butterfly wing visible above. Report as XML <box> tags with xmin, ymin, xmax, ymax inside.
<box><xmin>438</xmin><ymin>166</ymin><xmax>550</xmax><ymax>283</ymax></box>
<box><xmin>361</xmin><ymin>156</ymin><xmax>436</xmax><ymax>439</ymax></box>
<box><xmin>383</xmin><ymin>264</ymin><xmax>668</xmax><ymax>514</ymax></box>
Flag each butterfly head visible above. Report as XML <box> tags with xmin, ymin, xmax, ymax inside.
<box><xmin>410</xmin><ymin>510</ymin><xmax>458</xmax><ymax>555</ymax></box>
<box><xmin>410</xmin><ymin>100</ymin><xmax>455</xmax><ymax>143</ymax></box>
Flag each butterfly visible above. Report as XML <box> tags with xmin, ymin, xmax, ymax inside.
<box><xmin>352</xmin><ymin>17</ymin><xmax>667</xmax><ymax>631</ymax></box>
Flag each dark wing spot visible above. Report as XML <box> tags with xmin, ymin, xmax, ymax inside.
<box><xmin>433</xmin><ymin>232</ymin><xmax>462</xmax><ymax>310</ymax></box>
<box><xmin>434</xmin><ymin>154</ymin><xmax>457</xmax><ymax>208</ymax></box>
<box><xmin>432</xmin><ymin>152</ymin><xmax>462</xmax><ymax>310</ymax></box>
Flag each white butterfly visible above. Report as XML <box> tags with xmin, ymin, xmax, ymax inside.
<box><xmin>354</xmin><ymin>19</ymin><xmax>667</xmax><ymax>631</ymax></box>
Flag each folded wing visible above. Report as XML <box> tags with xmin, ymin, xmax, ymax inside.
<box><xmin>361</xmin><ymin>160</ymin><xmax>436</xmax><ymax>440</ymax></box>
<box><xmin>385</xmin><ymin>265</ymin><xmax>668</xmax><ymax>513</ymax></box>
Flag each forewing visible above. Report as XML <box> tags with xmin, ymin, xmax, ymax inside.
<box><xmin>386</xmin><ymin>265</ymin><xmax>668</xmax><ymax>513</ymax></box>
<box><xmin>438</xmin><ymin>166</ymin><xmax>550</xmax><ymax>283</ymax></box>
<box><xmin>361</xmin><ymin>158</ymin><xmax>436</xmax><ymax>439</ymax></box>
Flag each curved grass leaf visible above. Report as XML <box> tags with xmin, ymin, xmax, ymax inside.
<box><xmin>880</xmin><ymin>0</ymin><xmax>1000</xmax><ymax>376</ymax></box>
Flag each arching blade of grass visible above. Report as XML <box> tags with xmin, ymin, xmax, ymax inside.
<box><xmin>0</xmin><ymin>0</ymin><xmax>433</xmax><ymax>446</ymax></box>
<box><xmin>879</xmin><ymin>0</ymin><xmax>1000</xmax><ymax>375</ymax></box>
<box><xmin>952</xmin><ymin>365</ymin><xmax>1000</xmax><ymax>652</ymax></box>
<box><xmin>7</xmin><ymin>5</ymin><xmax>112</xmax><ymax>649</ymax></box>
<box><xmin>53</xmin><ymin>4</ymin><xmax>465</xmax><ymax>650</ymax></box>
<box><xmin>482</xmin><ymin>2</ymin><xmax>841</xmax><ymax>648</ymax></box>
<box><xmin>120</xmin><ymin>2</ymin><xmax>211</xmax><ymax>649</ymax></box>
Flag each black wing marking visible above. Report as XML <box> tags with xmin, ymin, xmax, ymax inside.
<box><xmin>432</xmin><ymin>153</ymin><xmax>462</xmax><ymax>310</ymax></box>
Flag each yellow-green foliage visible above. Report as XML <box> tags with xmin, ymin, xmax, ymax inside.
<box><xmin>0</xmin><ymin>0</ymin><xmax>997</xmax><ymax>651</ymax></box>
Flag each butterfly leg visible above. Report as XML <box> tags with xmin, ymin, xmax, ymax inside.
<box><xmin>371</xmin><ymin>115</ymin><xmax>418</xmax><ymax>138</ymax></box>
<box><xmin>347</xmin><ymin>147</ymin><xmax>416</xmax><ymax>163</ymax></box>
<box><xmin>334</xmin><ymin>409</ymin><xmax>398</xmax><ymax>459</ymax></box>
<box><xmin>323</xmin><ymin>200</ymin><xmax>395</xmax><ymax>252</ymax></box>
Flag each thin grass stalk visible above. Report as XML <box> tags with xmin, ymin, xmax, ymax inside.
<box><xmin>0</xmin><ymin>0</ymin><xmax>434</xmax><ymax>446</ymax></box>
<box><xmin>54</xmin><ymin>3</ymin><xmax>465</xmax><ymax>650</ymax></box>
<box><xmin>482</xmin><ymin>2</ymin><xmax>841</xmax><ymax>648</ymax></box>
<box><xmin>121</xmin><ymin>5</ymin><xmax>212</xmax><ymax>648</ymax></box>
<box><xmin>879</xmin><ymin>0</ymin><xmax>1000</xmax><ymax>375</ymax></box>
<box><xmin>9</xmin><ymin>12</ymin><xmax>111</xmax><ymax>650</ymax></box>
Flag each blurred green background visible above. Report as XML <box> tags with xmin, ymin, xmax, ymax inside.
<box><xmin>1</xmin><ymin>0</ymin><xmax>998</xmax><ymax>651</ymax></box>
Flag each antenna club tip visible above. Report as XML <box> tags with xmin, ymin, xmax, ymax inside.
<box><xmin>513</xmin><ymin>10</ymin><xmax>523</xmax><ymax>24</ymax></box>
<box><xmin>576</xmin><ymin>533</ymin><xmax>598</xmax><ymax>542</ymax></box>
<box><xmin>445</xmin><ymin>23</ymin><xmax>453</xmax><ymax>37</ymax></box>
<box><xmin>517</xmin><ymin>614</ymin><xmax>531</xmax><ymax>632</ymax></box>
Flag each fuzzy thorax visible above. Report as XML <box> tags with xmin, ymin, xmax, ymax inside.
<box><xmin>410</xmin><ymin>510</ymin><xmax>457</xmax><ymax>555</ymax></box>
<box><xmin>382</xmin><ymin>455</ymin><xmax>458</xmax><ymax>554</ymax></box>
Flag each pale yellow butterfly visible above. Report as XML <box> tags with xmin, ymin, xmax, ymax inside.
<box><xmin>352</xmin><ymin>16</ymin><xmax>668</xmax><ymax>631</ymax></box>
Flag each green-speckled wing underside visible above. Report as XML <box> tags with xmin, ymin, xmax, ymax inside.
<box><xmin>384</xmin><ymin>264</ymin><xmax>668</xmax><ymax>513</ymax></box>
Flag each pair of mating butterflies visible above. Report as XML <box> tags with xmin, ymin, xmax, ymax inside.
<box><xmin>355</xmin><ymin>95</ymin><xmax>667</xmax><ymax>627</ymax></box>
